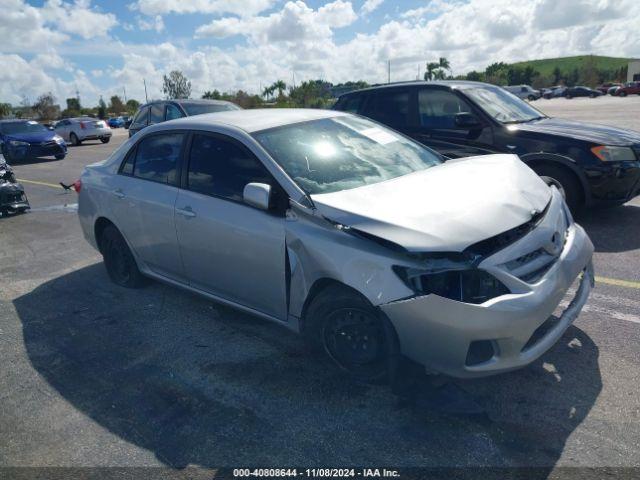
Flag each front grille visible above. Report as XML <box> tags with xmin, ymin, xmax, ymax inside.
<box><xmin>503</xmin><ymin>247</ymin><xmax>558</xmax><ymax>283</ymax></box>
<box><xmin>465</xmin><ymin>200</ymin><xmax>550</xmax><ymax>258</ymax></box>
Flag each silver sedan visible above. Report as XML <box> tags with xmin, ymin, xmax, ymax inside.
<box><xmin>55</xmin><ymin>117</ymin><xmax>112</xmax><ymax>146</ymax></box>
<box><xmin>77</xmin><ymin>109</ymin><xmax>594</xmax><ymax>381</ymax></box>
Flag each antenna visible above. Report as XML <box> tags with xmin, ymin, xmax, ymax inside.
<box><xmin>388</xmin><ymin>60</ymin><xmax>391</xmax><ymax>84</ymax></box>
<box><xmin>143</xmin><ymin>79</ymin><xmax>149</xmax><ymax>103</ymax></box>
<box><xmin>123</xmin><ymin>86</ymin><xmax>127</xmax><ymax>103</ymax></box>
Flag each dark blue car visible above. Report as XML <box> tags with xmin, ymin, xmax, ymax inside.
<box><xmin>0</xmin><ymin>120</ymin><xmax>67</xmax><ymax>162</ymax></box>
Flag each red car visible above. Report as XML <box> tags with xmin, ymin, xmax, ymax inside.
<box><xmin>596</xmin><ymin>82</ymin><xmax>621</xmax><ymax>94</ymax></box>
<box><xmin>616</xmin><ymin>82</ymin><xmax>640</xmax><ymax>96</ymax></box>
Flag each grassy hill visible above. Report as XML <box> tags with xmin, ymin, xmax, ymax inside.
<box><xmin>511</xmin><ymin>55</ymin><xmax>631</xmax><ymax>77</ymax></box>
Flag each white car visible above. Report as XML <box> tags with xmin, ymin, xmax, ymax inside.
<box><xmin>55</xmin><ymin>117</ymin><xmax>112</xmax><ymax>146</ymax></box>
<box><xmin>77</xmin><ymin>109</ymin><xmax>594</xmax><ymax>381</ymax></box>
<box><xmin>503</xmin><ymin>85</ymin><xmax>542</xmax><ymax>101</ymax></box>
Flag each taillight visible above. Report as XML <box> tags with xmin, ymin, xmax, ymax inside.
<box><xmin>73</xmin><ymin>179</ymin><xmax>82</xmax><ymax>193</ymax></box>
<box><xmin>80</xmin><ymin>122</ymin><xmax>87</xmax><ymax>129</ymax></box>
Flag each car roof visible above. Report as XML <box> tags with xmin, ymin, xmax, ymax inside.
<box><xmin>143</xmin><ymin>98</ymin><xmax>236</xmax><ymax>107</ymax></box>
<box><xmin>337</xmin><ymin>80</ymin><xmax>497</xmax><ymax>98</ymax></box>
<box><xmin>156</xmin><ymin>108</ymin><xmax>347</xmax><ymax>133</ymax></box>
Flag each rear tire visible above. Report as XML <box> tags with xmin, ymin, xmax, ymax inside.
<box><xmin>70</xmin><ymin>133</ymin><xmax>81</xmax><ymax>146</ymax></box>
<box><xmin>100</xmin><ymin>224</ymin><xmax>146</xmax><ymax>288</ymax></box>
<box><xmin>619</xmin><ymin>91</ymin><xmax>627</xmax><ymax>97</ymax></box>
<box><xmin>527</xmin><ymin>95</ymin><xmax>535</xmax><ymax>101</ymax></box>
<box><xmin>532</xmin><ymin>164</ymin><xmax>582</xmax><ymax>212</ymax></box>
<box><xmin>304</xmin><ymin>285</ymin><xmax>399</xmax><ymax>384</ymax></box>
<box><xmin>565</xmin><ymin>94</ymin><xmax>572</xmax><ymax>99</ymax></box>
<box><xmin>100</xmin><ymin>137</ymin><xmax>110</xmax><ymax>144</ymax></box>
<box><xmin>55</xmin><ymin>154</ymin><xmax>65</xmax><ymax>160</ymax></box>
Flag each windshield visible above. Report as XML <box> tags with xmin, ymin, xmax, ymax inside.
<box><xmin>0</xmin><ymin>121</ymin><xmax>47</xmax><ymax>135</ymax></box>
<box><xmin>464</xmin><ymin>86</ymin><xmax>546</xmax><ymax>124</ymax></box>
<box><xmin>182</xmin><ymin>103</ymin><xmax>240</xmax><ymax>116</ymax></box>
<box><xmin>253</xmin><ymin>116</ymin><xmax>442</xmax><ymax>195</ymax></box>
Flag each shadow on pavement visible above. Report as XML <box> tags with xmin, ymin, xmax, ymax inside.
<box><xmin>14</xmin><ymin>263</ymin><xmax>602</xmax><ymax>470</ymax></box>
<box><xmin>579</xmin><ymin>204</ymin><xmax>640</xmax><ymax>253</ymax></box>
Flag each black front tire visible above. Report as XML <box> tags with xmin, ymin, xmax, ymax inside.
<box><xmin>533</xmin><ymin>164</ymin><xmax>582</xmax><ymax>213</ymax></box>
<box><xmin>527</xmin><ymin>95</ymin><xmax>535</xmax><ymax>101</ymax></box>
<box><xmin>619</xmin><ymin>91</ymin><xmax>627</xmax><ymax>97</ymax></box>
<box><xmin>100</xmin><ymin>137</ymin><xmax>111</xmax><ymax>144</ymax></box>
<box><xmin>304</xmin><ymin>285</ymin><xmax>399</xmax><ymax>384</ymax></box>
<box><xmin>100</xmin><ymin>225</ymin><xmax>146</xmax><ymax>288</ymax></box>
<box><xmin>55</xmin><ymin>154</ymin><xmax>65</xmax><ymax>160</ymax></box>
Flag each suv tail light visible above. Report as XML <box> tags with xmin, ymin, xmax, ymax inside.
<box><xmin>80</xmin><ymin>121</ymin><xmax>87</xmax><ymax>129</ymax></box>
<box><xmin>73</xmin><ymin>179</ymin><xmax>81</xmax><ymax>193</ymax></box>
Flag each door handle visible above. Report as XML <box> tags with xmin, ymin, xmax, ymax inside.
<box><xmin>113</xmin><ymin>189</ymin><xmax>125</xmax><ymax>199</ymax></box>
<box><xmin>176</xmin><ymin>206</ymin><xmax>196</xmax><ymax>218</ymax></box>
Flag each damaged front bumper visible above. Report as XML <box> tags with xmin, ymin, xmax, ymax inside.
<box><xmin>380</xmin><ymin>223</ymin><xmax>594</xmax><ymax>378</ymax></box>
<box><xmin>0</xmin><ymin>181</ymin><xmax>30</xmax><ymax>214</ymax></box>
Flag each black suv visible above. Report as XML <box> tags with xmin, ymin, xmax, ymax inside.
<box><xmin>334</xmin><ymin>81</ymin><xmax>640</xmax><ymax>211</ymax></box>
<box><xmin>129</xmin><ymin>99</ymin><xmax>240</xmax><ymax>137</ymax></box>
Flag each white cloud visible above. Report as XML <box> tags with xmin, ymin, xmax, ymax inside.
<box><xmin>137</xmin><ymin>14</ymin><xmax>165</xmax><ymax>33</ymax></box>
<box><xmin>196</xmin><ymin>0</ymin><xmax>357</xmax><ymax>41</ymax></box>
<box><xmin>361</xmin><ymin>0</ymin><xmax>384</xmax><ymax>15</ymax></box>
<box><xmin>132</xmin><ymin>0</ymin><xmax>276</xmax><ymax>17</ymax></box>
<box><xmin>42</xmin><ymin>0</ymin><xmax>118</xmax><ymax>39</ymax></box>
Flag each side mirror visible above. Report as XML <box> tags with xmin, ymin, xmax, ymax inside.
<box><xmin>243</xmin><ymin>182</ymin><xmax>271</xmax><ymax>210</ymax></box>
<box><xmin>454</xmin><ymin>112</ymin><xmax>481</xmax><ymax>128</ymax></box>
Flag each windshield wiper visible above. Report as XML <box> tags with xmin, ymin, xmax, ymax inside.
<box><xmin>503</xmin><ymin>116</ymin><xmax>546</xmax><ymax>125</ymax></box>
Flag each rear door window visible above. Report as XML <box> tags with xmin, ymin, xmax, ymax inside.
<box><xmin>131</xmin><ymin>107</ymin><xmax>149</xmax><ymax>129</ymax></box>
<box><xmin>165</xmin><ymin>104</ymin><xmax>184</xmax><ymax>121</ymax></box>
<box><xmin>149</xmin><ymin>104</ymin><xmax>164</xmax><ymax>125</ymax></box>
<box><xmin>335</xmin><ymin>95</ymin><xmax>364</xmax><ymax>114</ymax></box>
<box><xmin>186</xmin><ymin>133</ymin><xmax>273</xmax><ymax>202</ymax></box>
<box><xmin>361</xmin><ymin>90</ymin><xmax>410</xmax><ymax>129</ymax></box>
<box><xmin>132</xmin><ymin>133</ymin><xmax>185</xmax><ymax>185</ymax></box>
<box><xmin>418</xmin><ymin>89</ymin><xmax>472</xmax><ymax>129</ymax></box>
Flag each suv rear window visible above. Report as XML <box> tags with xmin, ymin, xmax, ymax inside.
<box><xmin>361</xmin><ymin>90</ymin><xmax>410</xmax><ymax>128</ymax></box>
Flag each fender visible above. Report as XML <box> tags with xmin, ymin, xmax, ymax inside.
<box><xmin>519</xmin><ymin>152</ymin><xmax>592</xmax><ymax>203</ymax></box>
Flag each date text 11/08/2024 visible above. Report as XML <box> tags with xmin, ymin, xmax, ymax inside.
<box><xmin>232</xmin><ymin>468</ymin><xmax>400</xmax><ymax>478</ymax></box>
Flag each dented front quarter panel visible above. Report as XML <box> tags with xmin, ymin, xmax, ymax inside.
<box><xmin>285</xmin><ymin>208</ymin><xmax>415</xmax><ymax>324</ymax></box>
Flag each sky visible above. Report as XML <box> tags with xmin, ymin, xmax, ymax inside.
<box><xmin>1</xmin><ymin>0</ymin><xmax>639</xmax><ymax>107</ymax></box>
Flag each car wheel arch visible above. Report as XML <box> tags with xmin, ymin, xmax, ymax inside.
<box><xmin>520</xmin><ymin>153</ymin><xmax>589</xmax><ymax>204</ymax></box>
<box><xmin>94</xmin><ymin>217</ymin><xmax>116</xmax><ymax>254</ymax></box>
<box><xmin>299</xmin><ymin>278</ymin><xmax>365</xmax><ymax>334</ymax></box>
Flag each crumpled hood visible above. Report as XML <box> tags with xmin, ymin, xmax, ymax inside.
<box><xmin>514</xmin><ymin>117</ymin><xmax>640</xmax><ymax>146</ymax></box>
<box><xmin>311</xmin><ymin>154</ymin><xmax>551</xmax><ymax>252</ymax></box>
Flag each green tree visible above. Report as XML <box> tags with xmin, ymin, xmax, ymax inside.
<box><xmin>97</xmin><ymin>97</ymin><xmax>107</xmax><ymax>119</ymax></box>
<box><xmin>109</xmin><ymin>95</ymin><xmax>125</xmax><ymax>114</ymax></box>
<box><xmin>465</xmin><ymin>70</ymin><xmax>482</xmax><ymax>81</ymax></box>
<box><xmin>202</xmin><ymin>90</ymin><xmax>222</xmax><ymax>100</ymax></box>
<box><xmin>262</xmin><ymin>85</ymin><xmax>275</xmax><ymax>100</ymax></box>
<box><xmin>125</xmin><ymin>99</ymin><xmax>140</xmax><ymax>114</ymax></box>
<box><xmin>33</xmin><ymin>93</ymin><xmax>58</xmax><ymax>120</ymax></box>
<box><xmin>162</xmin><ymin>70</ymin><xmax>191</xmax><ymax>99</ymax></box>
<box><xmin>424</xmin><ymin>61</ymin><xmax>440</xmax><ymax>81</ymax></box>
<box><xmin>66</xmin><ymin>97</ymin><xmax>81</xmax><ymax>112</ymax></box>
<box><xmin>272</xmin><ymin>80</ymin><xmax>287</xmax><ymax>99</ymax></box>
<box><xmin>0</xmin><ymin>102</ymin><xmax>12</xmax><ymax>118</ymax></box>
<box><xmin>552</xmin><ymin>66</ymin><xmax>562</xmax><ymax>84</ymax></box>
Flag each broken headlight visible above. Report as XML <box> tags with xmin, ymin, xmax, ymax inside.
<box><xmin>393</xmin><ymin>265</ymin><xmax>510</xmax><ymax>304</ymax></box>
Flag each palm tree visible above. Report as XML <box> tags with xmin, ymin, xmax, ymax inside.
<box><xmin>272</xmin><ymin>80</ymin><xmax>287</xmax><ymax>99</ymax></box>
<box><xmin>424</xmin><ymin>61</ymin><xmax>440</xmax><ymax>81</ymax></box>
<box><xmin>262</xmin><ymin>85</ymin><xmax>275</xmax><ymax>100</ymax></box>
<box><xmin>438</xmin><ymin>57</ymin><xmax>451</xmax><ymax>75</ymax></box>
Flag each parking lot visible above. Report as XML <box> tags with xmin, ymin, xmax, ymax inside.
<box><xmin>1</xmin><ymin>98</ymin><xmax>640</xmax><ymax>474</ymax></box>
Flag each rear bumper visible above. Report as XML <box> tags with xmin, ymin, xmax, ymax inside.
<box><xmin>79</xmin><ymin>129</ymin><xmax>112</xmax><ymax>141</ymax></box>
<box><xmin>380</xmin><ymin>219</ymin><xmax>594</xmax><ymax>378</ymax></box>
